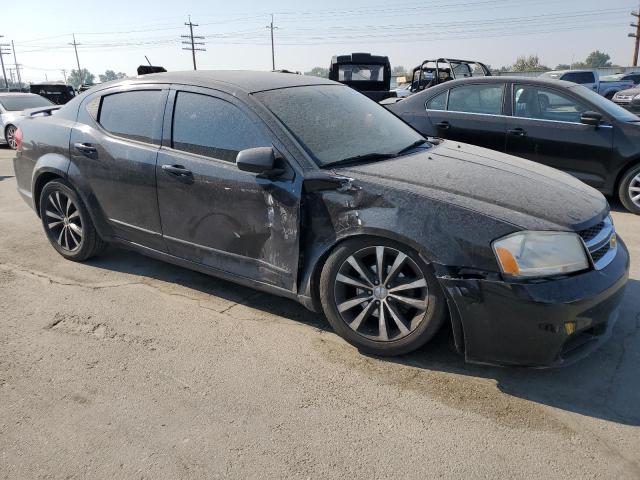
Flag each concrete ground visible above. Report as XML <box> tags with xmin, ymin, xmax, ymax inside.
<box><xmin>0</xmin><ymin>146</ymin><xmax>638</xmax><ymax>479</ymax></box>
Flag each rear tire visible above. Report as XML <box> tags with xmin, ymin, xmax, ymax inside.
<box><xmin>5</xmin><ymin>125</ymin><xmax>17</xmax><ymax>150</ymax></box>
<box><xmin>319</xmin><ymin>237</ymin><xmax>446</xmax><ymax>356</ymax></box>
<box><xmin>618</xmin><ymin>164</ymin><xmax>640</xmax><ymax>215</ymax></box>
<box><xmin>39</xmin><ymin>179</ymin><xmax>107</xmax><ymax>261</ymax></box>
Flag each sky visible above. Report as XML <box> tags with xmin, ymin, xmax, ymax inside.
<box><xmin>2</xmin><ymin>0</ymin><xmax>639</xmax><ymax>83</ymax></box>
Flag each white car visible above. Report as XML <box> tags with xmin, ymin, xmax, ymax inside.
<box><xmin>0</xmin><ymin>93</ymin><xmax>55</xmax><ymax>149</ymax></box>
<box><xmin>392</xmin><ymin>82</ymin><xmax>412</xmax><ymax>98</ymax></box>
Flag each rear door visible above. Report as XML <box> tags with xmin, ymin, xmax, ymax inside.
<box><xmin>425</xmin><ymin>83</ymin><xmax>508</xmax><ymax>151</ymax></box>
<box><xmin>505</xmin><ymin>83</ymin><xmax>614</xmax><ymax>189</ymax></box>
<box><xmin>70</xmin><ymin>86</ymin><xmax>168</xmax><ymax>250</ymax></box>
<box><xmin>155</xmin><ymin>87</ymin><xmax>301</xmax><ymax>291</ymax></box>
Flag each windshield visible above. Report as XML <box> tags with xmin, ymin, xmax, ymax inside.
<box><xmin>570</xmin><ymin>85</ymin><xmax>640</xmax><ymax>121</ymax></box>
<box><xmin>255</xmin><ymin>85</ymin><xmax>426</xmax><ymax>166</ymax></box>
<box><xmin>0</xmin><ymin>95</ymin><xmax>54</xmax><ymax>111</ymax></box>
<box><xmin>338</xmin><ymin>64</ymin><xmax>384</xmax><ymax>82</ymax></box>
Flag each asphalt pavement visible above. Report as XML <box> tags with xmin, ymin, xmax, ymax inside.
<box><xmin>0</xmin><ymin>146</ymin><xmax>639</xmax><ymax>479</ymax></box>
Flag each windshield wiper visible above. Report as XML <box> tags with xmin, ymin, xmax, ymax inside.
<box><xmin>395</xmin><ymin>139</ymin><xmax>429</xmax><ymax>156</ymax></box>
<box><xmin>324</xmin><ymin>152</ymin><xmax>398</xmax><ymax>168</ymax></box>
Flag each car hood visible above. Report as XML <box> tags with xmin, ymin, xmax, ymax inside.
<box><xmin>616</xmin><ymin>87</ymin><xmax>640</xmax><ymax>96</ymax></box>
<box><xmin>335</xmin><ymin>141</ymin><xmax>607</xmax><ymax>231</ymax></box>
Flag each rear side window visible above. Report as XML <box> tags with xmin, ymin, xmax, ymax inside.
<box><xmin>98</xmin><ymin>90</ymin><xmax>164</xmax><ymax>144</ymax></box>
<box><xmin>561</xmin><ymin>72</ymin><xmax>595</xmax><ymax>84</ymax></box>
<box><xmin>426</xmin><ymin>91</ymin><xmax>447</xmax><ymax>110</ymax></box>
<box><xmin>172</xmin><ymin>91</ymin><xmax>270</xmax><ymax>162</ymax></box>
<box><xmin>447</xmin><ymin>84</ymin><xmax>504</xmax><ymax>115</ymax></box>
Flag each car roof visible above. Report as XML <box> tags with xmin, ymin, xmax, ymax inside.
<box><xmin>426</xmin><ymin>76</ymin><xmax>579</xmax><ymax>89</ymax></box>
<box><xmin>542</xmin><ymin>70</ymin><xmax>592</xmax><ymax>75</ymax></box>
<box><xmin>0</xmin><ymin>92</ymin><xmax>42</xmax><ymax>97</ymax></box>
<box><xmin>124</xmin><ymin>70</ymin><xmax>337</xmax><ymax>93</ymax></box>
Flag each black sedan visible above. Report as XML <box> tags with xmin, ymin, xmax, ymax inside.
<box><xmin>12</xmin><ymin>71</ymin><xmax>629</xmax><ymax>367</ymax></box>
<box><xmin>388</xmin><ymin>76</ymin><xmax>640</xmax><ymax>215</ymax></box>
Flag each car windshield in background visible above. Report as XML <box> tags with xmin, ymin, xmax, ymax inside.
<box><xmin>338</xmin><ymin>64</ymin><xmax>383</xmax><ymax>82</ymax></box>
<box><xmin>0</xmin><ymin>95</ymin><xmax>54</xmax><ymax>111</ymax></box>
<box><xmin>570</xmin><ymin>85</ymin><xmax>640</xmax><ymax>121</ymax></box>
<box><xmin>255</xmin><ymin>85</ymin><xmax>426</xmax><ymax>167</ymax></box>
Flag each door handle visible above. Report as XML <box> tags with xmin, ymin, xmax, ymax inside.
<box><xmin>74</xmin><ymin>142</ymin><xmax>97</xmax><ymax>155</ymax></box>
<box><xmin>507</xmin><ymin>128</ymin><xmax>526</xmax><ymax>137</ymax></box>
<box><xmin>435</xmin><ymin>121</ymin><xmax>451</xmax><ymax>130</ymax></box>
<box><xmin>161</xmin><ymin>164</ymin><xmax>194</xmax><ymax>183</ymax></box>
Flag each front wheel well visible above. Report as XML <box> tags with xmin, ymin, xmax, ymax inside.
<box><xmin>614</xmin><ymin>160</ymin><xmax>640</xmax><ymax>195</ymax></box>
<box><xmin>33</xmin><ymin>172</ymin><xmax>64</xmax><ymax>217</ymax></box>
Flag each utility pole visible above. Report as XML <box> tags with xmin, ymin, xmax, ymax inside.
<box><xmin>0</xmin><ymin>35</ymin><xmax>9</xmax><ymax>91</ymax></box>
<box><xmin>181</xmin><ymin>16</ymin><xmax>205</xmax><ymax>70</ymax></box>
<box><xmin>11</xmin><ymin>40</ymin><xmax>21</xmax><ymax>88</ymax></box>
<box><xmin>69</xmin><ymin>34</ymin><xmax>83</xmax><ymax>85</ymax></box>
<box><xmin>61</xmin><ymin>69</ymin><xmax>67</xmax><ymax>84</ymax></box>
<box><xmin>630</xmin><ymin>6</ymin><xmax>640</xmax><ymax>66</ymax></box>
<box><xmin>266</xmin><ymin>14</ymin><xmax>279</xmax><ymax>71</ymax></box>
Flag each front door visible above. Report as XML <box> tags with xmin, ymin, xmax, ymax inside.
<box><xmin>505</xmin><ymin>84</ymin><xmax>614</xmax><ymax>190</ymax></box>
<box><xmin>156</xmin><ymin>88</ymin><xmax>301</xmax><ymax>291</ymax></box>
<box><xmin>70</xmin><ymin>86</ymin><xmax>168</xmax><ymax>250</ymax></box>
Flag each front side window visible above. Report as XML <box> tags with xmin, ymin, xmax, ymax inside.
<box><xmin>447</xmin><ymin>84</ymin><xmax>504</xmax><ymax>115</ymax></box>
<box><xmin>98</xmin><ymin>90</ymin><xmax>164</xmax><ymax>144</ymax></box>
<box><xmin>513</xmin><ymin>86</ymin><xmax>589</xmax><ymax>123</ymax></box>
<box><xmin>172</xmin><ymin>92</ymin><xmax>271</xmax><ymax>162</ymax></box>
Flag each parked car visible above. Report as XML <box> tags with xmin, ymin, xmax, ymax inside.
<box><xmin>329</xmin><ymin>53</ymin><xmax>396</xmax><ymax>102</ymax></box>
<box><xmin>0</xmin><ymin>93</ymin><xmax>55</xmax><ymax>149</ymax></box>
<box><xmin>12</xmin><ymin>71</ymin><xmax>629</xmax><ymax>367</ymax></box>
<box><xmin>29</xmin><ymin>82</ymin><xmax>76</xmax><ymax>105</ymax></box>
<box><xmin>601</xmin><ymin>71</ymin><xmax>640</xmax><ymax>86</ymax></box>
<box><xmin>410</xmin><ymin>58</ymin><xmax>491</xmax><ymax>93</ymax></box>
<box><xmin>612</xmin><ymin>86</ymin><xmax>640</xmax><ymax>114</ymax></box>
<box><xmin>388</xmin><ymin>76</ymin><xmax>640</xmax><ymax>214</ymax></box>
<box><xmin>392</xmin><ymin>82</ymin><xmax>412</xmax><ymax>98</ymax></box>
<box><xmin>539</xmin><ymin>70</ymin><xmax>634</xmax><ymax>99</ymax></box>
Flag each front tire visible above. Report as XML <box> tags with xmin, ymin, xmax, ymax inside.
<box><xmin>320</xmin><ymin>237</ymin><xmax>446</xmax><ymax>356</ymax></box>
<box><xmin>618</xmin><ymin>164</ymin><xmax>640</xmax><ymax>215</ymax></box>
<box><xmin>39</xmin><ymin>179</ymin><xmax>107</xmax><ymax>261</ymax></box>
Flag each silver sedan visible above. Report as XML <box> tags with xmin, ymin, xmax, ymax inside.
<box><xmin>1</xmin><ymin>93</ymin><xmax>55</xmax><ymax>149</ymax></box>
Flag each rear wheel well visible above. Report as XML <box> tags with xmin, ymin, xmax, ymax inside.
<box><xmin>33</xmin><ymin>172</ymin><xmax>64</xmax><ymax>217</ymax></box>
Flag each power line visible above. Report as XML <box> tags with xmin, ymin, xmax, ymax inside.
<box><xmin>181</xmin><ymin>16</ymin><xmax>205</xmax><ymax>70</ymax></box>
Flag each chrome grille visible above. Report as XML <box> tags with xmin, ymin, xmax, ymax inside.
<box><xmin>578</xmin><ymin>221</ymin><xmax>605</xmax><ymax>243</ymax></box>
<box><xmin>577</xmin><ymin>216</ymin><xmax>616</xmax><ymax>270</ymax></box>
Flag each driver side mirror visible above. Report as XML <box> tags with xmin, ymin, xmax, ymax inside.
<box><xmin>237</xmin><ymin>146</ymin><xmax>281</xmax><ymax>176</ymax></box>
<box><xmin>580</xmin><ymin>111</ymin><xmax>603</xmax><ymax>127</ymax></box>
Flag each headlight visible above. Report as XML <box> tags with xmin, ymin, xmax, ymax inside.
<box><xmin>492</xmin><ymin>231</ymin><xmax>589</xmax><ymax>278</ymax></box>
<box><xmin>634</xmin><ymin>93</ymin><xmax>640</xmax><ymax>100</ymax></box>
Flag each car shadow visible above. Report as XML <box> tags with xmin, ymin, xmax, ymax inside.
<box><xmin>0</xmin><ymin>175</ymin><xmax>14</xmax><ymax>182</ymax></box>
<box><xmin>87</xmin><ymin>246</ymin><xmax>639</xmax><ymax>427</ymax></box>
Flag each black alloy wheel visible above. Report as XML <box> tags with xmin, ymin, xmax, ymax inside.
<box><xmin>320</xmin><ymin>238</ymin><xmax>446</xmax><ymax>356</ymax></box>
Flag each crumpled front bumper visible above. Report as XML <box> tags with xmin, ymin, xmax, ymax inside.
<box><xmin>437</xmin><ymin>239</ymin><xmax>630</xmax><ymax>367</ymax></box>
